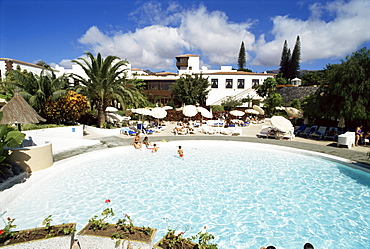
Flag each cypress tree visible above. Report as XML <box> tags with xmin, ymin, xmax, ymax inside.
<box><xmin>289</xmin><ymin>36</ymin><xmax>301</xmax><ymax>79</ymax></box>
<box><xmin>279</xmin><ymin>40</ymin><xmax>290</xmax><ymax>78</ymax></box>
<box><xmin>238</xmin><ymin>41</ymin><xmax>246</xmax><ymax>70</ymax></box>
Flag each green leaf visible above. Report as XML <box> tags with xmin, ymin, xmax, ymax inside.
<box><xmin>5</xmin><ymin>131</ymin><xmax>26</xmax><ymax>148</ymax></box>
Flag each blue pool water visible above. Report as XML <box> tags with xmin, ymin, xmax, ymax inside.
<box><xmin>2</xmin><ymin>141</ymin><xmax>370</xmax><ymax>248</ymax></box>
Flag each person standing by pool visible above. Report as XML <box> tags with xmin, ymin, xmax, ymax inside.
<box><xmin>355</xmin><ymin>125</ymin><xmax>363</xmax><ymax>146</ymax></box>
<box><xmin>178</xmin><ymin>146</ymin><xmax>184</xmax><ymax>158</ymax></box>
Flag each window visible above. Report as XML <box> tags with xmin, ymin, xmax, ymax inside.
<box><xmin>237</xmin><ymin>79</ymin><xmax>245</xmax><ymax>89</ymax></box>
<box><xmin>211</xmin><ymin>79</ymin><xmax>218</xmax><ymax>88</ymax></box>
<box><xmin>252</xmin><ymin>79</ymin><xmax>259</xmax><ymax>88</ymax></box>
<box><xmin>226</xmin><ymin>79</ymin><xmax>233</xmax><ymax>89</ymax></box>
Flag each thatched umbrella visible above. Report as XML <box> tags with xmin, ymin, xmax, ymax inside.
<box><xmin>0</xmin><ymin>91</ymin><xmax>46</xmax><ymax>130</ymax></box>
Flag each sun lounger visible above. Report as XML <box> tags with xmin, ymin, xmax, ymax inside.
<box><xmin>256</xmin><ymin>125</ymin><xmax>271</xmax><ymax>138</ymax></box>
<box><xmin>324</xmin><ymin>127</ymin><xmax>338</xmax><ymax>140</ymax></box>
<box><xmin>300</xmin><ymin>126</ymin><xmax>318</xmax><ymax>137</ymax></box>
<box><xmin>310</xmin><ymin>126</ymin><xmax>327</xmax><ymax>139</ymax></box>
<box><xmin>232</xmin><ymin>128</ymin><xmax>242</xmax><ymax>136</ymax></box>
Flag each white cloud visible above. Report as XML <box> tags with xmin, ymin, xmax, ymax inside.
<box><xmin>75</xmin><ymin>3</ymin><xmax>255</xmax><ymax>71</ymax></box>
<box><xmin>252</xmin><ymin>0</ymin><xmax>370</xmax><ymax>66</ymax></box>
<box><xmin>68</xmin><ymin>0</ymin><xmax>369</xmax><ymax>71</ymax></box>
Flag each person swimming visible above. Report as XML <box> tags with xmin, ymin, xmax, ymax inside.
<box><xmin>177</xmin><ymin>146</ymin><xmax>184</xmax><ymax>157</ymax></box>
<box><xmin>152</xmin><ymin>143</ymin><xmax>159</xmax><ymax>153</ymax></box>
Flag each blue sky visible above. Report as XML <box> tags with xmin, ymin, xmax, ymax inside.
<box><xmin>1</xmin><ymin>0</ymin><xmax>369</xmax><ymax>73</ymax></box>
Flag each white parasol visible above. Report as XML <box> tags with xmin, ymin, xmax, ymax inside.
<box><xmin>183</xmin><ymin>105</ymin><xmax>198</xmax><ymax>117</ymax></box>
<box><xmin>285</xmin><ymin>107</ymin><xmax>303</xmax><ymax>118</ymax></box>
<box><xmin>275</xmin><ymin>106</ymin><xmax>285</xmax><ymax>110</ymax></box>
<box><xmin>245</xmin><ymin>109</ymin><xmax>259</xmax><ymax>115</ymax></box>
<box><xmin>197</xmin><ymin>106</ymin><xmax>212</xmax><ymax>119</ymax></box>
<box><xmin>270</xmin><ymin>116</ymin><xmax>293</xmax><ymax>133</ymax></box>
<box><xmin>253</xmin><ymin>105</ymin><xmax>265</xmax><ymax>115</ymax></box>
<box><xmin>133</xmin><ymin>108</ymin><xmax>152</xmax><ymax>115</ymax></box>
<box><xmin>338</xmin><ymin>117</ymin><xmax>345</xmax><ymax>128</ymax></box>
<box><xmin>230</xmin><ymin>110</ymin><xmax>245</xmax><ymax>117</ymax></box>
<box><xmin>150</xmin><ymin>107</ymin><xmax>167</xmax><ymax>119</ymax></box>
<box><xmin>163</xmin><ymin>106</ymin><xmax>173</xmax><ymax>110</ymax></box>
<box><xmin>105</xmin><ymin>106</ymin><xmax>118</xmax><ymax>112</ymax></box>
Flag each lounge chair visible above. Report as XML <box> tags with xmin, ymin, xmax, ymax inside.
<box><xmin>173</xmin><ymin>127</ymin><xmax>187</xmax><ymax>135</ymax></box>
<box><xmin>201</xmin><ymin>125</ymin><xmax>215</xmax><ymax>135</ymax></box>
<box><xmin>301</xmin><ymin>126</ymin><xmax>318</xmax><ymax>137</ymax></box>
<box><xmin>324</xmin><ymin>127</ymin><xmax>338</xmax><ymax>140</ymax></box>
<box><xmin>256</xmin><ymin>125</ymin><xmax>270</xmax><ymax>138</ymax></box>
<box><xmin>283</xmin><ymin>127</ymin><xmax>295</xmax><ymax>140</ymax></box>
<box><xmin>294</xmin><ymin>125</ymin><xmax>306</xmax><ymax>135</ymax></box>
<box><xmin>232</xmin><ymin>128</ymin><xmax>242</xmax><ymax>136</ymax></box>
<box><xmin>310</xmin><ymin>126</ymin><xmax>327</xmax><ymax>139</ymax></box>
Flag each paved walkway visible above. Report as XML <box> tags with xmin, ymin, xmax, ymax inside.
<box><xmin>53</xmin><ymin>122</ymin><xmax>370</xmax><ymax>170</ymax></box>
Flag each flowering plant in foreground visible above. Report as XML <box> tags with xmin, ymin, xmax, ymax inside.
<box><xmin>0</xmin><ymin>217</ymin><xmax>16</xmax><ymax>243</ymax></box>
<box><xmin>88</xmin><ymin>199</ymin><xmax>115</xmax><ymax>231</ymax></box>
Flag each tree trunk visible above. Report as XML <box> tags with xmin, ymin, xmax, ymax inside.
<box><xmin>97</xmin><ymin>103</ymin><xmax>105</xmax><ymax>128</ymax></box>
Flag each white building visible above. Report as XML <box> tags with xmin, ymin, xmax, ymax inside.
<box><xmin>174</xmin><ymin>54</ymin><xmax>275</xmax><ymax>106</ymax></box>
<box><xmin>0</xmin><ymin>58</ymin><xmax>54</xmax><ymax>79</ymax></box>
<box><xmin>1</xmin><ymin>55</ymin><xmax>276</xmax><ymax>107</ymax></box>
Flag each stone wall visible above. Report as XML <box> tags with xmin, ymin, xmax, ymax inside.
<box><xmin>276</xmin><ymin>86</ymin><xmax>318</xmax><ymax>103</ymax></box>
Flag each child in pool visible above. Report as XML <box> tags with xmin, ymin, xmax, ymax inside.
<box><xmin>152</xmin><ymin>143</ymin><xmax>159</xmax><ymax>153</ymax></box>
<box><xmin>177</xmin><ymin>146</ymin><xmax>184</xmax><ymax>158</ymax></box>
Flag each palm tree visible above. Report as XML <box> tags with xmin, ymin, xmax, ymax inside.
<box><xmin>4</xmin><ymin>68</ymin><xmax>69</xmax><ymax>114</ymax></box>
<box><xmin>72</xmin><ymin>52</ymin><xmax>147</xmax><ymax>127</ymax></box>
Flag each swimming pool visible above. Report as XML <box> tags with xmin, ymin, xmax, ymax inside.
<box><xmin>1</xmin><ymin>141</ymin><xmax>369</xmax><ymax>248</ymax></box>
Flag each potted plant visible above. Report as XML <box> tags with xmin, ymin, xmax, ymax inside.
<box><xmin>0</xmin><ymin>215</ymin><xmax>76</xmax><ymax>248</ymax></box>
<box><xmin>154</xmin><ymin>226</ymin><xmax>218</xmax><ymax>249</ymax></box>
<box><xmin>78</xmin><ymin>199</ymin><xmax>156</xmax><ymax>249</ymax></box>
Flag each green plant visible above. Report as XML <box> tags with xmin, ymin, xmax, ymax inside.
<box><xmin>88</xmin><ymin>199</ymin><xmax>115</xmax><ymax>231</ymax></box>
<box><xmin>42</xmin><ymin>215</ymin><xmax>53</xmax><ymax>230</ymax></box>
<box><xmin>189</xmin><ymin>226</ymin><xmax>218</xmax><ymax>249</ymax></box>
<box><xmin>115</xmin><ymin>213</ymin><xmax>135</xmax><ymax>234</ymax></box>
<box><xmin>111</xmin><ymin>231</ymin><xmax>125</xmax><ymax>246</ymax></box>
<box><xmin>0</xmin><ymin>112</ymin><xmax>26</xmax><ymax>175</ymax></box>
<box><xmin>0</xmin><ymin>217</ymin><xmax>17</xmax><ymax>243</ymax></box>
<box><xmin>89</xmin><ymin>207</ymin><xmax>115</xmax><ymax>231</ymax></box>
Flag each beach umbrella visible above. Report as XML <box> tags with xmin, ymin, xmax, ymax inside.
<box><xmin>275</xmin><ymin>106</ymin><xmax>285</xmax><ymax>110</ymax></box>
<box><xmin>183</xmin><ymin>105</ymin><xmax>198</xmax><ymax>117</ymax></box>
<box><xmin>197</xmin><ymin>106</ymin><xmax>212</xmax><ymax>119</ymax></box>
<box><xmin>163</xmin><ymin>106</ymin><xmax>173</xmax><ymax>110</ymax></box>
<box><xmin>150</xmin><ymin>107</ymin><xmax>167</xmax><ymax>119</ymax></box>
<box><xmin>285</xmin><ymin>107</ymin><xmax>303</xmax><ymax>118</ymax></box>
<box><xmin>0</xmin><ymin>91</ymin><xmax>46</xmax><ymax>130</ymax></box>
<box><xmin>338</xmin><ymin>117</ymin><xmax>345</xmax><ymax>128</ymax></box>
<box><xmin>105</xmin><ymin>106</ymin><xmax>118</xmax><ymax>112</ymax></box>
<box><xmin>133</xmin><ymin>108</ymin><xmax>151</xmax><ymax>115</ymax></box>
<box><xmin>245</xmin><ymin>109</ymin><xmax>259</xmax><ymax>115</ymax></box>
<box><xmin>270</xmin><ymin>116</ymin><xmax>293</xmax><ymax>133</ymax></box>
<box><xmin>230</xmin><ymin>110</ymin><xmax>245</xmax><ymax>117</ymax></box>
<box><xmin>253</xmin><ymin>105</ymin><xmax>265</xmax><ymax>115</ymax></box>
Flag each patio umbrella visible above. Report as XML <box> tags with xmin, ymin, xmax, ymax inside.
<box><xmin>270</xmin><ymin>116</ymin><xmax>293</xmax><ymax>133</ymax></box>
<box><xmin>163</xmin><ymin>106</ymin><xmax>173</xmax><ymax>110</ymax></box>
<box><xmin>150</xmin><ymin>107</ymin><xmax>167</xmax><ymax>119</ymax></box>
<box><xmin>230</xmin><ymin>110</ymin><xmax>245</xmax><ymax>117</ymax></box>
<box><xmin>285</xmin><ymin>107</ymin><xmax>303</xmax><ymax>118</ymax></box>
<box><xmin>183</xmin><ymin>105</ymin><xmax>198</xmax><ymax>117</ymax></box>
<box><xmin>105</xmin><ymin>107</ymin><xmax>119</xmax><ymax>112</ymax></box>
<box><xmin>253</xmin><ymin>105</ymin><xmax>265</xmax><ymax>115</ymax></box>
<box><xmin>197</xmin><ymin>106</ymin><xmax>212</xmax><ymax>119</ymax></box>
<box><xmin>275</xmin><ymin>106</ymin><xmax>285</xmax><ymax>110</ymax></box>
<box><xmin>245</xmin><ymin>109</ymin><xmax>259</xmax><ymax>115</ymax></box>
<box><xmin>0</xmin><ymin>91</ymin><xmax>46</xmax><ymax>130</ymax></box>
